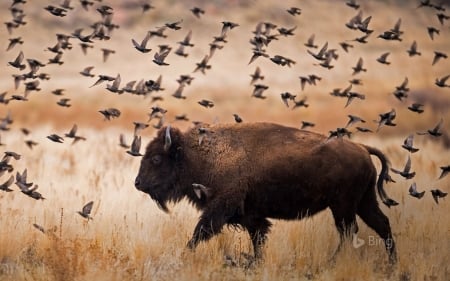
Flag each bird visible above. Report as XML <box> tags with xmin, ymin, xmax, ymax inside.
<box><xmin>0</xmin><ymin>175</ymin><xmax>14</xmax><ymax>192</ymax></box>
<box><xmin>192</xmin><ymin>183</ymin><xmax>211</xmax><ymax>200</ymax></box>
<box><xmin>8</xmin><ymin>50</ymin><xmax>26</xmax><ymax>70</ymax></box>
<box><xmin>287</xmin><ymin>7</ymin><xmax>301</xmax><ymax>16</ymax></box>
<box><xmin>99</xmin><ymin>108</ymin><xmax>121</xmax><ymax>120</ymax></box>
<box><xmin>51</xmin><ymin>89</ymin><xmax>65</xmax><ymax>96</ymax></box>
<box><xmin>280</xmin><ymin>92</ymin><xmax>296</xmax><ymax>107</ymax></box>
<box><xmin>153</xmin><ymin>49</ymin><xmax>170</xmax><ymax>66</ymax></box>
<box><xmin>432</xmin><ymin>51</ymin><xmax>447</xmax><ymax>66</ymax></box>
<box><xmin>327</xmin><ymin>128</ymin><xmax>352</xmax><ymax>141</ymax></box>
<box><xmin>252</xmin><ymin>84</ymin><xmax>268</xmax><ymax>99</ymax></box>
<box><xmin>437</xmin><ymin>13</ymin><xmax>450</xmax><ymax>25</ymax></box>
<box><xmin>408</xmin><ymin>103</ymin><xmax>424</xmax><ymax>114</ymax></box>
<box><xmin>172</xmin><ymin>84</ymin><xmax>186</xmax><ymax>99</ymax></box>
<box><xmin>375</xmin><ymin>109</ymin><xmax>396</xmax><ymax>131</ymax></box>
<box><xmin>299</xmin><ymin>76</ymin><xmax>312</xmax><ymax>91</ymax></box>
<box><xmin>133</xmin><ymin>122</ymin><xmax>149</xmax><ymax>136</ymax></box>
<box><xmin>345</xmin><ymin>91</ymin><xmax>365</xmax><ymax>107</ymax></box>
<box><xmin>190</xmin><ymin>7</ymin><xmax>205</xmax><ymax>18</ymax></box>
<box><xmin>148</xmin><ymin>106</ymin><xmax>167</xmax><ymax>120</ymax></box>
<box><xmin>352</xmin><ymin>57</ymin><xmax>366</xmax><ymax>75</ymax></box>
<box><xmin>32</xmin><ymin>223</ymin><xmax>46</xmax><ymax>234</ymax></box>
<box><xmin>407</xmin><ymin>41</ymin><xmax>421</xmax><ymax>57</ymax></box>
<box><xmin>132</xmin><ymin>31</ymin><xmax>152</xmax><ymax>53</ymax></box>
<box><xmin>353</xmin><ymin>33</ymin><xmax>371</xmax><ymax>44</ymax></box>
<box><xmin>44</xmin><ymin>5</ymin><xmax>67</xmax><ymax>17</ymax></box>
<box><xmin>106</xmin><ymin>74</ymin><xmax>123</xmax><ymax>94</ymax></box>
<box><xmin>307</xmin><ymin>41</ymin><xmax>328</xmax><ymax>60</ymax></box>
<box><xmin>165</xmin><ymin>19</ymin><xmax>183</xmax><ymax>30</ymax></box>
<box><xmin>427</xmin><ymin>26</ymin><xmax>439</xmax><ymax>40</ymax></box>
<box><xmin>90</xmin><ymin>75</ymin><xmax>115</xmax><ymax>87</ymax></box>
<box><xmin>65</xmin><ymin>124</ymin><xmax>86</xmax><ymax>144</ymax></box>
<box><xmin>174</xmin><ymin>45</ymin><xmax>188</xmax><ymax>57</ymax></box>
<box><xmin>47</xmin><ymin>134</ymin><xmax>64</xmax><ymax>143</ymax></box>
<box><xmin>390</xmin><ymin>155</ymin><xmax>416</xmax><ymax>179</ymax></box>
<box><xmin>119</xmin><ymin>134</ymin><xmax>130</xmax><ymax>149</ymax></box>
<box><xmin>80</xmin><ymin>66</ymin><xmax>95</xmax><ymax>77</ymax></box>
<box><xmin>408</xmin><ymin>182</ymin><xmax>425</xmax><ymax>199</ymax></box>
<box><xmin>178</xmin><ymin>30</ymin><xmax>194</xmax><ymax>47</ymax></box>
<box><xmin>79</xmin><ymin>42</ymin><xmax>93</xmax><ymax>55</ymax></box>
<box><xmin>193</xmin><ymin>55</ymin><xmax>211</xmax><ymax>74</ymax></box>
<box><xmin>339</xmin><ymin>42</ymin><xmax>354</xmax><ymax>53</ymax></box>
<box><xmin>127</xmin><ymin>135</ymin><xmax>143</xmax><ymax>157</ymax></box>
<box><xmin>221</xmin><ymin>21</ymin><xmax>239</xmax><ymax>35</ymax></box>
<box><xmin>278</xmin><ymin>26</ymin><xmax>296</xmax><ymax>36</ymax></box>
<box><xmin>346</xmin><ymin>115</ymin><xmax>366</xmax><ymax>128</ymax></box>
<box><xmin>78</xmin><ymin>201</ymin><xmax>94</xmax><ymax>220</ymax></box>
<box><xmin>435</xmin><ymin>75</ymin><xmax>450</xmax><ymax>87</ymax></box>
<box><xmin>250</xmin><ymin>67</ymin><xmax>264</xmax><ymax>85</ymax></box>
<box><xmin>356</xmin><ymin>127</ymin><xmax>373</xmax><ymax>133</ymax></box>
<box><xmin>56</xmin><ymin>98</ymin><xmax>71</xmax><ymax>107</ymax></box>
<box><xmin>430</xmin><ymin>189</ymin><xmax>447</xmax><ymax>204</ymax></box>
<box><xmin>4</xmin><ymin>151</ymin><xmax>21</xmax><ymax>161</ymax></box>
<box><xmin>233</xmin><ymin>114</ymin><xmax>243</xmax><ymax>123</ymax></box>
<box><xmin>101</xmin><ymin>48</ymin><xmax>115</xmax><ymax>62</ymax></box>
<box><xmin>198</xmin><ymin>99</ymin><xmax>214</xmax><ymax>108</ymax></box>
<box><xmin>301</xmin><ymin>121</ymin><xmax>315</xmax><ymax>130</ymax></box>
<box><xmin>292</xmin><ymin>97</ymin><xmax>309</xmax><ymax>110</ymax></box>
<box><xmin>438</xmin><ymin>165</ymin><xmax>450</xmax><ymax>180</ymax></box>
<box><xmin>6</xmin><ymin>37</ymin><xmax>23</xmax><ymax>51</ymax></box>
<box><xmin>248</xmin><ymin>50</ymin><xmax>269</xmax><ymax>65</ymax></box>
<box><xmin>346</xmin><ymin>0</ymin><xmax>360</xmax><ymax>9</ymax></box>
<box><xmin>304</xmin><ymin>34</ymin><xmax>318</xmax><ymax>48</ymax></box>
<box><xmin>417</xmin><ymin>118</ymin><xmax>444</xmax><ymax>137</ymax></box>
<box><xmin>376</xmin><ymin>52</ymin><xmax>391</xmax><ymax>65</ymax></box>
<box><xmin>270</xmin><ymin>55</ymin><xmax>295</xmax><ymax>67</ymax></box>
<box><xmin>20</xmin><ymin>184</ymin><xmax>45</xmax><ymax>200</ymax></box>
<box><xmin>25</xmin><ymin>140</ymin><xmax>38</xmax><ymax>150</ymax></box>
<box><xmin>402</xmin><ymin>134</ymin><xmax>419</xmax><ymax>153</ymax></box>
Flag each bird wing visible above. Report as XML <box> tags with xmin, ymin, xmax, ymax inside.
<box><xmin>404</xmin><ymin>134</ymin><xmax>413</xmax><ymax>147</ymax></box>
<box><xmin>83</xmin><ymin>201</ymin><xmax>94</xmax><ymax>215</ymax></box>
<box><xmin>68</xmin><ymin>124</ymin><xmax>78</xmax><ymax>136</ymax></box>
<box><xmin>409</xmin><ymin>182</ymin><xmax>417</xmax><ymax>193</ymax></box>
<box><xmin>404</xmin><ymin>155</ymin><xmax>412</xmax><ymax>173</ymax></box>
<box><xmin>432</xmin><ymin>118</ymin><xmax>444</xmax><ymax>132</ymax></box>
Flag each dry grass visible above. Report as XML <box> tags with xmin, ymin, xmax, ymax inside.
<box><xmin>0</xmin><ymin>129</ymin><xmax>449</xmax><ymax>281</ymax></box>
<box><xmin>0</xmin><ymin>0</ymin><xmax>449</xmax><ymax>280</ymax></box>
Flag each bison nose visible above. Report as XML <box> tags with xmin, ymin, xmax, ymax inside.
<box><xmin>134</xmin><ymin>176</ymin><xmax>142</xmax><ymax>189</ymax></box>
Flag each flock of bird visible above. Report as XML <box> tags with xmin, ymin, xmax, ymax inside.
<box><xmin>0</xmin><ymin>0</ymin><xmax>449</xmax><ymax>232</ymax></box>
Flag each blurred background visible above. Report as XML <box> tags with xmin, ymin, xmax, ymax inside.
<box><xmin>0</xmin><ymin>0</ymin><xmax>449</xmax><ymax>140</ymax></box>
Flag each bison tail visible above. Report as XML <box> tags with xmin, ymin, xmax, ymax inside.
<box><xmin>363</xmin><ymin>145</ymin><xmax>394</xmax><ymax>206</ymax></box>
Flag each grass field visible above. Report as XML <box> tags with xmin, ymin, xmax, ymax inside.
<box><xmin>0</xmin><ymin>0</ymin><xmax>449</xmax><ymax>280</ymax></box>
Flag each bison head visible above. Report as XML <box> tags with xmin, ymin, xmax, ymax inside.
<box><xmin>134</xmin><ymin>125</ymin><xmax>183</xmax><ymax>212</ymax></box>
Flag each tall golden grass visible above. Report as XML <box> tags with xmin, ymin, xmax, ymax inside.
<box><xmin>0</xmin><ymin>129</ymin><xmax>449</xmax><ymax>281</ymax></box>
<box><xmin>0</xmin><ymin>0</ymin><xmax>449</xmax><ymax>280</ymax></box>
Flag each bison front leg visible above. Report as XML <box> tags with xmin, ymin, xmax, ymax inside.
<box><xmin>187</xmin><ymin>196</ymin><xmax>243</xmax><ymax>251</ymax></box>
<box><xmin>243</xmin><ymin>218</ymin><xmax>272</xmax><ymax>260</ymax></box>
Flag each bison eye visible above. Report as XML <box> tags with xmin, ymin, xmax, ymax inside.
<box><xmin>152</xmin><ymin>154</ymin><xmax>162</xmax><ymax>165</ymax></box>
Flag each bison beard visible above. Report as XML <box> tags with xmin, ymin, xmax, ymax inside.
<box><xmin>135</xmin><ymin>122</ymin><xmax>397</xmax><ymax>264</ymax></box>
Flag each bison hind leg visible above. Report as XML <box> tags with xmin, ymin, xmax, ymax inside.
<box><xmin>357</xmin><ymin>194</ymin><xmax>397</xmax><ymax>264</ymax></box>
<box><xmin>329</xmin><ymin>207</ymin><xmax>358</xmax><ymax>262</ymax></box>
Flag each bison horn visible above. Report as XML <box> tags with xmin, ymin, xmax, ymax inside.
<box><xmin>164</xmin><ymin>125</ymin><xmax>172</xmax><ymax>151</ymax></box>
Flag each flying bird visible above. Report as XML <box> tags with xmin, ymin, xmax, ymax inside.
<box><xmin>438</xmin><ymin>165</ymin><xmax>450</xmax><ymax>180</ymax></box>
<box><xmin>407</xmin><ymin>41</ymin><xmax>421</xmax><ymax>57</ymax></box>
<box><xmin>376</xmin><ymin>52</ymin><xmax>391</xmax><ymax>65</ymax></box>
<box><xmin>0</xmin><ymin>175</ymin><xmax>14</xmax><ymax>192</ymax></box>
<box><xmin>401</xmin><ymin>134</ymin><xmax>419</xmax><ymax>153</ymax></box>
<box><xmin>417</xmin><ymin>118</ymin><xmax>444</xmax><ymax>137</ymax></box>
<box><xmin>408</xmin><ymin>182</ymin><xmax>425</xmax><ymax>199</ymax></box>
<box><xmin>198</xmin><ymin>99</ymin><xmax>214</xmax><ymax>108</ymax></box>
<box><xmin>352</xmin><ymin>57</ymin><xmax>366</xmax><ymax>75</ymax></box>
<box><xmin>78</xmin><ymin>201</ymin><xmax>94</xmax><ymax>220</ymax></box>
<box><xmin>432</xmin><ymin>51</ymin><xmax>447</xmax><ymax>66</ymax></box>
<box><xmin>390</xmin><ymin>155</ymin><xmax>416</xmax><ymax>179</ymax></box>
<box><xmin>99</xmin><ymin>108</ymin><xmax>121</xmax><ymax>120</ymax></box>
<box><xmin>47</xmin><ymin>134</ymin><xmax>64</xmax><ymax>143</ymax></box>
<box><xmin>127</xmin><ymin>135</ymin><xmax>143</xmax><ymax>156</ymax></box>
<box><xmin>431</xmin><ymin>189</ymin><xmax>447</xmax><ymax>204</ymax></box>
<box><xmin>132</xmin><ymin>31</ymin><xmax>152</xmax><ymax>53</ymax></box>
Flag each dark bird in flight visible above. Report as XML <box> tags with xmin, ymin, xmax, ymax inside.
<box><xmin>431</xmin><ymin>189</ymin><xmax>447</xmax><ymax>204</ymax></box>
<box><xmin>417</xmin><ymin>118</ymin><xmax>444</xmax><ymax>137</ymax></box>
<box><xmin>78</xmin><ymin>201</ymin><xmax>94</xmax><ymax>220</ymax></box>
<box><xmin>8</xmin><ymin>51</ymin><xmax>26</xmax><ymax>70</ymax></box>
<box><xmin>127</xmin><ymin>135</ymin><xmax>143</xmax><ymax>157</ymax></box>
<box><xmin>408</xmin><ymin>182</ymin><xmax>425</xmax><ymax>199</ymax></box>
<box><xmin>438</xmin><ymin>165</ymin><xmax>450</xmax><ymax>180</ymax></box>
<box><xmin>287</xmin><ymin>7</ymin><xmax>301</xmax><ymax>16</ymax></box>
<box><xmin>132</xmin><ymin>31</ymin><xmax>152</xmax><ymax>53</ymax></box>
<box><xmin>435</xmin><ymin>75</ymin><xmax>450</xmax><ymax>87</ymax></box>
<box><xmin>376</xmin><ymin>52</ymin><xmax>391</xmax><ymax>65</ymax></box>
<box><xmin>432</xmin><ymin>51</ymin><xmax>447</xmax><ymax>66</ymax></box>
<box><xmin>250</xmin><ymin>67</ymin><xmax>264</xmax><ymax>85</ymax></box>
<box><xmin>427</xmin><ymin>26</ymin><xmax>439</xmax><ymax>40</ymax></box>
<box><xmin>401</xmin><ymin>134</ymin><xmax>419</xmax><ymax>153</ymax></box>
<box><xmin>233</xmin><ymin>114</ymin><xmax>243</xmax><ymax>123</ymax></box>
<box><xmin>390</xmin><ymin>155</ymin><xmax>416</xmax><ymax>179</ymax></box>
<box><xmin>80</xmin><ymin>66</ymin><xmax>95</xmax><ymax>77</ymax></box>
<box><xmin>47</xmin><ymin>134</ymin><xmax>64</xmax><ymax>143</ymax></box>
<box><xmin>407</xmin><ymin>41</ymin><xmax>421</xmax><ymax>57</ymax></box>
<box><xmin>408</xmin><ymin>103</ymin><xmax>424</xmax><ymax>114</ymax></box>
<box><xmin>352</xmin><ymin>57</ymin><xmax>366</xmax><ymax>75</ymax></box>
<box><xmin>99</xmin><ymin>108</ymin><xmax>121</xmax><ymax>120</ymax></box>
<box><xmin>190</xmin><ymin>7</ymin><xmax>205</xmax><ymax>18</ymax></box>
<box><xmin>198</xmin><ymin>99</ymin><xmax>214</xmax><ymax>108</ymax></box>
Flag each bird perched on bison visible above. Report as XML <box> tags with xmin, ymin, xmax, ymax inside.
<box><xmin>134</xmin><ymin>122</ymin><xmax>397</xmax><ymax>263</ymax></box>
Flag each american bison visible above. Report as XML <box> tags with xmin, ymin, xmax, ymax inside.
<box><xmin>135</xmin><ymin>122</ymin><xmax>397</xmax><ymax>263</ymax></box>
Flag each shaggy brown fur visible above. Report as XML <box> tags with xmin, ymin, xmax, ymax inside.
<box><xmin>135</xmin><ymin>122</ymin><xmax>397</xmax><ymax>263</ymax></box>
